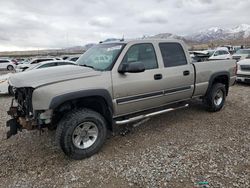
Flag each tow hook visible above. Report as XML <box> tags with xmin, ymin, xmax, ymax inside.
<box><xmin>6</xmin><ymin>119</ymin><xmax>22</xmax><ymax>139</ymax></box>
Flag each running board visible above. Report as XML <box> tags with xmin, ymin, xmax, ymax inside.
<box><xmin>115</xmin><ymin>104</ymin><xmax>189</xmax><ymax>125</ymax></box>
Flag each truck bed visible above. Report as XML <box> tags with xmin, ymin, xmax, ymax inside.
<box><xmin>192</xmin><ymin>60</ymin><xmax>237</xmax><ymax>97</ymax></box>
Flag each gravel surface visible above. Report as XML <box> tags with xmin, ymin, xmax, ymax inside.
<box><xmin>0</xmin><ymin>71</ymin><xmax>249</xmax><ymax>187</ymax></box>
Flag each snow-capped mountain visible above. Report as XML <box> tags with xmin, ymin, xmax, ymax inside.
<box><xmin>185</xmin><ymin>24</ymin><xmax>250</xmax><ymax>43</ymax></box>
<box><xmin>148</xmin><ymin>33</ymin><xmax>185</xmax><ymax>40</ymax></box>
<box><xmin>149</xmin><ymin>24</ymin><xmax>250</xmax><ymax>43</ymax></box>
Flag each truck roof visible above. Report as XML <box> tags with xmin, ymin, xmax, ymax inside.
<box><xmin>101</xmin><ymin>38</ymin><xmax>184</xmax><ymax>45</ymax></box>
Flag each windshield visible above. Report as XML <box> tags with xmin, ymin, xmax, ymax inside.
<box><xmin>207</xmin><ymin>50</ymin><xmax>215</xmax><ymax>56</ymax></box>
<box><xmin>76</xmin><ymin>43</ymin><xmax>125</xmax><ymax>71</ymax></box>
<box><xmin>236</xmin><ymin>49</ymin><xmax>250</xmax><ymax>55</ymax></box>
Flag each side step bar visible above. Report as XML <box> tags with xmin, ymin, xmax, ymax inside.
<box><xmin>115</xmin><ymin>104</ymin><xmax>189</xmax><ymax>125</ymax></box>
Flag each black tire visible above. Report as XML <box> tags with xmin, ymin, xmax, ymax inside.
<box><xmin>204</xmin><ymin>83</ymin><xmax>226</xmax><ymax>112</ymax></box>
<box><xmin>7</xmin><ymin>65</ymin><xmax>14</xmax><ymax>71</ymax></box>
<box><xmin>56</xmin><ymin>108</ymin><xmax>107</xmax><ymax>160</ymax></box>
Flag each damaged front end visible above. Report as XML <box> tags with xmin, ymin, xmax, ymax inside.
<box><xmin>7</xmin><ymin>87</ymin><xmax>37</xmax><ymax>138</ymax></box>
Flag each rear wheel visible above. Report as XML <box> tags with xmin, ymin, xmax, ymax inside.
<box><xmin>204</xmin><ymin>83</ymin><xmax>226</xmax><ymax>112</ymax></box>
<box><xmin>7</xmin><ymin>65</ymin><xmax>14</xmax><ymax>71</ymax></box>
<box><xmin>56</xmin><ymin>108</ymin><xmax>107</xmax><ymax>160</ymax></box>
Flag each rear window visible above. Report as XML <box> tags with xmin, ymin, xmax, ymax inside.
<box><xmin>159</xmin><ymin>43</ymin><xmax>187</xmax><ymax>67</ymax></box>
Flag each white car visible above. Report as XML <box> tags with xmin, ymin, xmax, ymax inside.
<box><xmin>0</xmin><ymin>59</ymin><xmax>17</xmax><ymax>71</ymax></box>
<box><xmin>236</xmin><ymin>59</ymin><xmax>250</xmax><ymax>83</ymax></box>
<box><xmin>16</xmin><ymin>57</ymin><xmax>57</xmax><ymax>71</ymax></box>
<box><xmin>16</xmin><ymin>60</ymin><xmax>75</xmax><ymax>72</ymax></box>
<box><xmin>0</xmin><ymin>60</ymin><xmax>76</xmax><ymax>94</ymax></box>
<box><xmin>232</xmin><ymin>49</ymin><xmax>250</xmax><ymax>62</ymax></box>
<box><xmin>208</xmin><ymin>49</ymin><xmax>232</xmax><ymax>60</ymax></box>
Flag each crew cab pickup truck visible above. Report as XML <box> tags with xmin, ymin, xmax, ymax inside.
<box><xmin>7</xmin><ymin>39</ymin><xmax>236</xmax><ymax>160</ymax></box>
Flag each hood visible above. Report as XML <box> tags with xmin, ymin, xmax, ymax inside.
<box><xmin>9</xmin><ymin>65</ymin><xmax>101</xmax><ymax>88</ymax></box>
<box><xmin>237</xmin><ymin>59</ymin><xmax>250</xmax><ymax>65</ymax></box>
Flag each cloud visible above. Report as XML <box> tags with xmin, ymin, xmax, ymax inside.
<box><xmin>139</xmin><ymin>11</ymin><xmax>168</xmax><ymax>24</ymax></box>
<box><xmin>0</xmin><ymin>0</ymin><xmax>249</xmax><ymax>51</ymax></box>
<box><xmin>89</xmin><ymin>16</ymin><xmax>113</xmax><ymax>27</ymax></box>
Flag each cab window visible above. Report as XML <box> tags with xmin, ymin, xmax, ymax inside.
<box><xmin>121</xmin><ymin>43</ymin><xmax>158</xmax><ymax>70</ymax></box>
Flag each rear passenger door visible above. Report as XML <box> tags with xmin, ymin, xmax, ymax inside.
<box><xmin>157</xmin><ymin>42</ymin><xmax>194</xmax><ymax>103</ymax></box>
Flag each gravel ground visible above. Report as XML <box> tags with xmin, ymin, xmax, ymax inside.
<box><xmin>0</xmin><ymin>70</ymin><xmax>249</xmax><ymax>187</ymax></box>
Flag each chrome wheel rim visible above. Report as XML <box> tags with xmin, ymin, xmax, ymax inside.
<box><xmin>214</xmin><ymin>89</ymin><xmax>223</xmax><ymax>106</ymax></box>
<box><xmin>72</xmin><ymin>122</ymin><xmax>98</xmax><ymax>149</ymax></box>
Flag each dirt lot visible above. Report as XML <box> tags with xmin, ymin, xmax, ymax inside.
<box><xmin>0</xmin><ymin>71</ymin><xmax>249</xmax><ymax>187</ymax></box>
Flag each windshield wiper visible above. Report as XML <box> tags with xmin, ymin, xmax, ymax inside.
<box><xmin>79</xmin><ymin>64</ymin><xmax>95</xmax><ymax>70</ymax></box>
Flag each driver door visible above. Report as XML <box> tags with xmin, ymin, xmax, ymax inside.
<box><xmin>112</xmin><ymin>43</ymin><xmax>165</xmax><ymax>116</ymax></box>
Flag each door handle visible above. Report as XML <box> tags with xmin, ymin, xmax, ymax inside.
<box><xmin>154</xmin><ymin>74</ymin><xmax>162</xmax><ymax>80</ymax></box>
<box><xmin>183</xmin><ymin>70</ymin><xmax>190</xmax><ymax>76</ymax></box>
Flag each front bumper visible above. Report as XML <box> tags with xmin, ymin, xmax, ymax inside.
<box><xmin>6</xmin><ymin>106</ymin><xmax>37</xmax><ymax>138</ymax></box>
<box><xmin>236</xmin><ymin>74</ymin><xmax>250</xmax><ymax>83</ymax></box>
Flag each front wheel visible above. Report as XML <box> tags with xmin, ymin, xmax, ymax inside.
<box><xmin>204</xmin><ymin>83</ymin><xmax>226</xmax><ymax>112</ymax></box>
<box><xmin>56</xmin><ymin>108</ymin><xmax>107</xmax><ymax>160</ymax></box>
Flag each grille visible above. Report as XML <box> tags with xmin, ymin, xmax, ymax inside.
<box><xmin>15</xmin><ymin>88</ymin><xmax>34</xmax><ymax>117</ymax></box>
<box><xmin>233</xmin><ymin>56</ymin><xmax>241</xmax><ymax>61</ymax></box>
<box><xmin>240</xmin><ymin>65</ymin><xmax>250</xmax><ymax>71</ymax></box>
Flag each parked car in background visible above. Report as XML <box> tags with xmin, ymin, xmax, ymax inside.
<box><xmin>220</xmin><ymin>45</ymin><xmax>237</xmax><ymax>54</ymax></box>
<box><xmin>232</xmin><ymin>49</ymin><xmax>250</xmax><ymax>61</ymax></box>
<box><xmin>236</xmin><ymin>59</ymin><xmax>250</xmax><ymax>83</ymax></box>
<box><xmin>16</xmin><ymin>57</ymin><xmax>57</xmax><ymax>71</ymax></box>
<box><xmin>208</xmin><ymin>49</ymin><xmax>232</xmax><ymax>60</ymax></box>
<box><xmin>0</xmin><ymin>60</ymin><xmax>76</xmax><ymax>94</ymax></box>
<box><xmin>16</xmin><ymin>60</ymin><xmax>76</xmax><ymax>72</ymax></box>
<box><xmin>0</xmin><ymin>59</ymin><xmax>17</xmax><ymax>70</ymax></box>
<box><xmin>189</xmin><ymin>51</ymin><xmax>210</xmax><ymax>62</ymax></box>
<box><xmin>17</xmin><ymin>58</ymin><xmax>32</xmax><ymax>64</ymax></box>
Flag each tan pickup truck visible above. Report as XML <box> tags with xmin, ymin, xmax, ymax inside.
<box><xmin>7</xmin><ymin>39</ymin><xmax>236</xmax><ymax>159</ymax></box>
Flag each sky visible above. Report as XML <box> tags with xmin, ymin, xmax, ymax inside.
<box><xmin>0</xmin><ymin>0</ymin><xmax>250</xmax><ymax>51</ymax></box>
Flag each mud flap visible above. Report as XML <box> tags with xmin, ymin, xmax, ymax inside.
<box><xmin>6</xmin><ymin>119</ymin><xmax>22</xmax><ymax>139</ymax></box>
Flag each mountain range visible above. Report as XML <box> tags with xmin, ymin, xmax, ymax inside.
<box><xmin>150</xmin><ymin>24</ymin><xmax>250</xmax><ymax>44</ymax></box>
<box><xmin>64</xmin><ymin>25</ymin><xmax>250</xmax><ymax>53</ymax></box>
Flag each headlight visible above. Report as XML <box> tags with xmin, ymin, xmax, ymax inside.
<box><xmin>0</xmin><ymin>79</ymin><xmax>7</xmax><ymax>84</ymax></box>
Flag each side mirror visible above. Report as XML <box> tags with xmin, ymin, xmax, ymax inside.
<box><xmin>118</xmin><ymin>62</ymin><xmax>145</xmax><ymax>73</ymax></box>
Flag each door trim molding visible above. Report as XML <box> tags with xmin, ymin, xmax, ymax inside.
<box><xmin>116</xmin><ymin>86</ymin><xmax>192</xmax><ymax>104</ymax></box>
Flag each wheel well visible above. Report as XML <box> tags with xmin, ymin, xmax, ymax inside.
<box><xmin>212</xmin><ymin>75</ymin><xmax>229</xmax><ymax>95</ymax></box>
<box><xmin>52</xmin><ymin>96</ymin><xmax>113</xmax><ymax>131</ymax></box>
